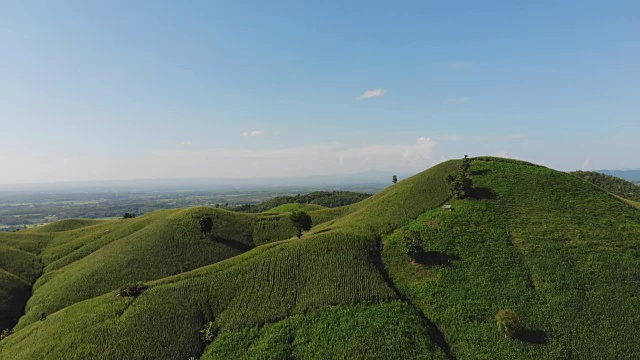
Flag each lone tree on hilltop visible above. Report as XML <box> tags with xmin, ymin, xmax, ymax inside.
<box><xmin>392</xmin><ymin>175</ymin><xmax>398</xmax><ymax>184</ymax></box>
<box><xmin>290</xmin><ymin>211</ymin><xmax>312</xmax><ymax>239</ymax></box>
<box><xmin>446</xmin><ymin>155</ymin><xmax>474</xmax><ymax>199</ymax></box>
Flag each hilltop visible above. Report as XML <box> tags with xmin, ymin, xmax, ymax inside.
<box><xmin>0</xmin><ymin>157</ymin><xmax>638</xmax><ymax>359</ymax></box>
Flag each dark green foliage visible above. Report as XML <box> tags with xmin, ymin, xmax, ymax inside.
<box><xmin>0</xmin><ymin>329</ymin><xmax>11</xmax><ymax>341</ymax></box>
<box><xmin>393</xmin><ymin>175</ymin><xmax>398</xmax><ymax>184</ymax></box>
<box><xmin>200</xmin><ymin>321</ymin><xmax>216</xmax><ymax>343</ymax></box>
<box><xmin>234</xmin><ymin>191</ymin><xmax>372</xmax><ymax>213</ymax></box>
<box><xmin>571</xmin><ymin>170</ymin><xmax>640</xmax><ymax>202</ymax></box>
<box><xmin>123</xmin><ymin>213</ymin><xmax>136</xmax><ymax>219</ymax></box>
<box><xmin>116</xmin><ymin>283</ymin><xmax>147</xmax><ymax>297</ymax></box>
<box><xmin>401</xmin><ymin>230</ymin><xmax>422</xmax><ymax>262</ymax></box>
<box><xmin>460</xmin><ymin>154</ymin><xmax>472</xmax><ymax>174</ymax></box>
<box><xmin>495</xmin><ymin>309</ymin><xmax>521</xmax><ymax>339</ymax></box>
<box><xmin>445</xmin><ymin>155</ymin><xmax>474</xmax><ymax>199</ymax></box>
<box><xmin>202</xmin><ymin>302</ymin><xmax>443</xmax><ymax>359</ymax></box>
<box><xmin>445</xmin><ymin>174</ymin><xmax>473</xmax><ymax>199</ymax></box>
<box><xmin>199</xmin><ymin>217</ymin><xmax>213</xmax><ymax>236</ymax></box>
<box><xmin>290</xmin><ymin>211</ymin><xmax>312</xmax><ymax>238</ymax></box>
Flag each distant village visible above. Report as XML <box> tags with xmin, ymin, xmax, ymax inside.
<box><xmin>0</xmin><ymin>214</ymin><xmax>58</xmax><ymax>232</ymax></box>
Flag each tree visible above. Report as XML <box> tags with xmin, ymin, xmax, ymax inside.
<box><xmin>495</xmin><ymin>309</ymin><xmax>522</xmax><ymax>339</ymax></box>
<box><xmin>445</xmin><ymin>155</ymin><xmax>474</xmax><ymax>199</ymax></box>
<box><xmin>392</xmin><ymin>175</ymin><xmax>398</xmax><ymax>184</ymax></box>
<box><xmin>290</xmin><ymin>211</ymin><xmax>312</xmax><ymax>239</ymax></box>
<box><xmin>460</xmin><ymin>154</ymin><xmax>472</xmax><ymax>174</ymax></box>
<box><xmin>199</xmin><ymin>216</ymin><xmax>213</xmax><ymax>236</ymax></box>
<box><xmin>402</xmin><ymin>230</ymin><xmax>422</xmax><ymax>262</ymax></box>
<box><xmin>123</xmin><ymin>212</ymin><xmax>135</xmax><ymax>219</ymax></box>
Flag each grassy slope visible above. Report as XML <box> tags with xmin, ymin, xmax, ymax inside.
<box><xmin>383</xmin><ymin>158</ymin><xmax>640</xmax><ymax>359</ymax></box>
<box><xmin>571</xmin><ymin>170</ymin><xmax>640</xmax><ymax>202</ymax></box>
<box><xmin>0</xmin><ymin>160</ymin><xmax>459</xmax><ymax>359</ymax></box>
<box><xmin>264</xmin><ymin>203</ymin><xmax>326</xmax><ymax>213</ymax></box>
<box><xmin>0</xmin><ymin>232</ymin><xmax>49</xmax><ymax>331</ymax></box>
<box><xmin>14</xmin><ymin>207</ymin><xmax>315</xmax><ymax>330</ymax></box>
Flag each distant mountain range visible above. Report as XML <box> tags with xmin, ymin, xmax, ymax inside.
<box><xmin>0</xmin><ymin>170</ymin><xmax>416</xmax><ymax>193</ymax></box>
<box><xmin>596</xmin><ymin>169</ymin><xmax>640</xmax><ymax>182</ymax></box>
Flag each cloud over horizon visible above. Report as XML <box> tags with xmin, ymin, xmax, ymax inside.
<box><xmin>0</xmin><ymin>137</ymin><xmax>438</xmax><ymax>184</ymax></box>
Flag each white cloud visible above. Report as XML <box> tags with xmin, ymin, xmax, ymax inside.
<box><xmin>358</xmin><ymin>89</ymin><xmax>386</xmax><ymax>99</ymax></box>
<box><xmin>180</xmin><ymin>141</ymin><xmax>193</xmax><ymax>147</ymax></box>
<box><xmin>242</xmin><ymin>130</ymin><xmax>265</xmax><ymax>137</ymax></box>
<box><xmin>447</xmin><ymin>97</ymin><xmax>470</xmax><ymax>104</ymax></box>
<box><xmin>493</xmin><ymin>151</ymin><xmax>508</xmax><ymax>158</ymax></box>
<box><xmin>582</xmin><ymin>159</ymin><xmax>591</xmax><ymax>170</ymax></box>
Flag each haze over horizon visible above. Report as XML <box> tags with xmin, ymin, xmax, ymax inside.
<box><xmin>1</xmin><ymin>1</ymin><xmax>638</xmax><ymax>185</ymax></box>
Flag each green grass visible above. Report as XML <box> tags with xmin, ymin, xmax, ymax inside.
<box><xmin>382</xmin><ymin>158</ymin><xmax>640</xmax><ymax>358</ymax></box>
<box><xmin>1</xmin><ymin>157</ymin><xmax>638</xmax><ymax>359</ymax></box>
<box><xmin>202</xmin><ymin>301</ymin><xmax>446</xmax><ymax>359</ymax></box>
<box><xmin>264</xmin><ymin>202</ymin><xmax>326</xmax><ymax>213</ymax></box>
<box><xmin>572</xmin><ymin>170</ymin><xmax>640</xmax><ymax>202</ymax></box>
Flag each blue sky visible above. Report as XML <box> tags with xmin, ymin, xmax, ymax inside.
<box><xmin>0</xmin><ymin>1</ymin><xmax>638</xmax><ymax>183</ymax></box>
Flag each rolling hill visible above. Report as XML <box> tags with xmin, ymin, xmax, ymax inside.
<box><xmin>571</xmin><ymin>170</ymin><xmax>640</xmax><ymax>202</ymax></box>
<box><xmin>0</xmin><ymin>157</ymin><xmax>638</xmax><ymax>359</ymax></box>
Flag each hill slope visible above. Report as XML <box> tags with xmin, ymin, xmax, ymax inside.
<box><xmin>1</xmin><ymin>158</ymin><xmax>639</xmax><ymax>359</ymax></box>
<box><xmin>571</xmin><ymin>170</ymin><xmax>640</xmax><ymax>202</ymax></box>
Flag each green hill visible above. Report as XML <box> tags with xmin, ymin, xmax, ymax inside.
<box><xmin>264</xmin><ymin>203</ymin><xmax>326</xmax><ymax>213</ymax></box>
<box><xmin>572</xmin><ymin>170</ymin><xmax>640</xmax><ymax>202</ymax></box>
<box><xmin>1</xmin><ymin>158</ymin><xmax>638</xmax><ymax>359</ymax></box>
<box><xmin>234</xmin><ymin>191</ymin><xmax>371</xmax><ymax>213</ymax></box>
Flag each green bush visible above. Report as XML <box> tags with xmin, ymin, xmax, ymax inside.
<box><xmin>200</xmin><ymin>321</ymin><xmax>216</xmax><ymax>343</ymax></box>
<box><xmin>495</xmin><ymin>309</ymin><xmax>521</xmax><ymax>339</ymax></box>
<box><xmin>199</xmin><ymin>216</ymin><xmax>214</xmax><ymax>236</ymax></box>
<box><xmin>116</xmin><ymin>283</ymin><xmax>147</xmax><ymax>297</ymax></box>
<box><xmin>401</xmin><ymin>230</ymin><xmax>422</xmax><ymax>262</ymax></box>
<box><xmin>0</xmin><ymin>328</ymin><xmax>11</xmax><ymax>341</ymax></box>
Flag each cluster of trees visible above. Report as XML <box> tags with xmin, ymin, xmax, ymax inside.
<box><xmin>232</xmin><ymin>191</ymin><xmax>372</xmax><ymax>213</ymax></box>
<box><xmin>571</xmin><ymin>171</ymin><xmax>640</xmax><ymax>202</ymax></box>
<box><xmin>446</xmin><ymin>155</ymin><xmax>474</xmax><ymax>199</ymax></box>
<box><xmin>122</xmin><ymin>212</ymin><xmax>136</xmax><ymax>219</ymax></box>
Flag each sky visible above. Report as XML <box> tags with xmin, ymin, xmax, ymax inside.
<box><xmin>0</xmin><ymin>1</ymin><xmax>639</xmax><ymax>184</ymax></box>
